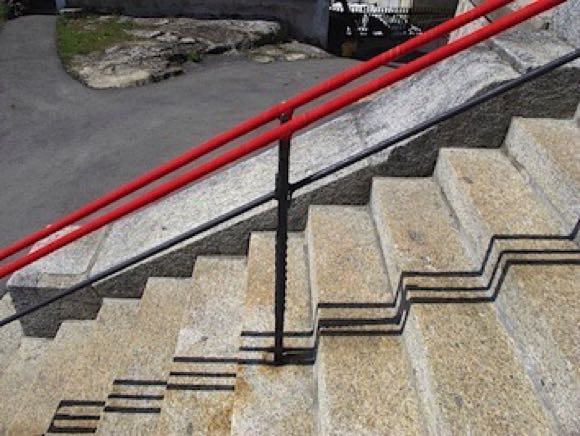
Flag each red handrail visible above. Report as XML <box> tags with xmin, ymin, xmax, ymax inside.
<box><xmin>0</xmin><ymin>0</ymin><xmax>514</xmax><ymax>263</ymax></box>
<box><xmin>0</xmin><ymin>0</ymin><xmax>565</xmax><ymax>280</ymax></box>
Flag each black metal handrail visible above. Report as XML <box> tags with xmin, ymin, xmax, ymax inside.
<box><xmin>1</xmin><ymin>49</ymin><xmax>578</xmax><ymax>366</ymax></box>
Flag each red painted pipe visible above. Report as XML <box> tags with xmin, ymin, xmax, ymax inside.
<box><xmin>0</xmin><ymin>0</ymin><xmax>565</xmax><ymax>279</ymax></box>
<box><xmin>0</xmin><ymin>0</ymin><xmax>515</xmax><ymax>263</ymax></box>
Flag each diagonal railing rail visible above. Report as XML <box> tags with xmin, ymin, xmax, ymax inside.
<box><xmin>0</xmin><ymin>0</ymin><xmax>574</xmax><ymax>365</ymax></box>
<box><xmin>0</xmin><ymin>0</ymin><xmax>522</xmax><ymax>269</ymax></box>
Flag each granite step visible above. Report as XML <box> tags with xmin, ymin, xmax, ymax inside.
<box><xmin>504</xmin><ymin>117</ymin><xmax>579</xmax><ymax>230</ymax></box>
<box><xmin>0</xmin><ymin>337</ymin><xmax>51</xmax><ymax>434</ymax></box>
<box><xmin>97</xmin><ymin>277</ymin><xmax>193</xmax><ymax>435</ymax></box>
<box><xmin>307</xmin><ymin>205</ymin><xmax>425</xmax><ymax>434</ymax></box>
<box><xmin>45</xmin><ymin>298</ymin><xmax>141</xmax><ymax>435</ymax></box>
<box><xmin>371</xmin><ymin>177</ymin><xmax>478</xmax><ymax>300</ymax></box>
<box><xmin>155</xmin><ymin>257</ymin><xmax>247</xmax><ymax>435</ymax></box>
<box><xmin>307</xmin><ymin>205</ymin><xmax>394</xmax><ymax>331</ymax></box>
<box><xmin>6</xmin><ymin>320</ymin><xmax>95</xmax><ymax>434</ymax></box>
<box><xmin>435</xmin><ymin>148</ymin><xmax>569</xmax><ymax>274</ymax></box>
<box><xmin>435</xmin><ymin>146</ymin><xmax>579</xmax><ymax>432</ymax></box>
<box><xmin>231</xmin><ymin>233</ymin><xmax>315</xmax><ymax>436</ymax></box>
<box><xmin>370</xmin><ymin>175</ymin><xmax>558</xmax><ymax>434</ymax></box>
<box><xmin>0</xmin><ymin>293</ymin><xmax>23</xmax><ymax>376</ymax></box>
<box><xmin>498</xmin><ymin>263</ymin><xmax>580</xmax><ymax>433</ymax></box>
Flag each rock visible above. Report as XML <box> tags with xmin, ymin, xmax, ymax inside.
<box><xmin>251</xmin><ymin>55</ymin><xmax>275</xmax><ymax>64</ymax></box>
<box><xmin>285</xmin><ymin>53</ymin><xmax>308</xmax><ymax>62</ymax></box>
<box><xmin>156</xmin><ymin>33</ymin><xmax>180</xmax><ymax>43</ymax></box>
<box><xmin>282</xmin><ymin>41</ymin><xmax>331</xmax><ymax>59</ymax></box>
<box><xmin>126</xmin><ymin>29</ymin><xmax>163</xmax><ymax>39</ymax></box>
<box><xmin>65</xmin><ymin>18</ymin><xmax>287</xmax><ymax>89</ymax></box>
<box><xmin>180</xmin><ymin>37</ymin><xmax>198</xmax><ymax>44</ymax></box>
<box><xmin>248</xmin><ymin>41</ymin><xmax>332</xmax><ymax>63</ymax></box>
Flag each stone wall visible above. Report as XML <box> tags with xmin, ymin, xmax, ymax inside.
<box><xmin>66</xmin><ymin>0</ymin><xmax>330</xmax><ymax>47</ymax></box>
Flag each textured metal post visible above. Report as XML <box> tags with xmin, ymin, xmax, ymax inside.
<box><xmin>274</xmin><ymin>111</ymin><xmax>293</xmax><ymax>365</ymax></box>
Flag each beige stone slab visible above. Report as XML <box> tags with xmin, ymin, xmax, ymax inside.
<box><xmin>42</xmin><ymin>299</ymin><xmax>141</xmax><ymax>433</ymax></box>
<box><xmin>0</xmin><ymin>293</ymin><xmax>23</xmax><ymax>376</ymax></box>
<box><xmin>0</xmin><ymin>337</ymin><xmax>51</xmax><ymax>434</ymax></box>
<box><xmin>6</xmin><ymin>321</ymin><xmax>94</xmax><ymax>434</ymax></box>
<box><xmin>505</xmin><ymin>117</ymin><xmax>580</xmax><ymax>229</ymax></box>
<box><xmin>231</xmin><ymin>232</ymin><xmax>315</xmax><ymax>435</ymax></box>
<box><xmin>232</xmin><ymin>364</ymin><xmax>315</xmax><ymax>436</ymax></box>
<box><xmin>62</xmin><ymin>299</ymin><xmax>140</xmax><ymax>399</ymax></box>
<box><xmin>317</xmin><ymin>335</ymin><xmax>425</xmax><ymax>435</ymax></box>
<box><xmin>497</xmin><ymin>264</ymin><xmax>580</xmax><ymax>433</ymax></box>
<box><xmin>307</xmin><ymin>205</ymin><xmax>392</xmax><ymax>323</ymax></box>
<box><xmin>435</xmin><ymin>148</ymin><xmax>565</xmax><ymax>263</ymax></box>
<box><xmin>371</xmin><ymin>177</ymin><xmax>475</xmax><ymax>292</ymax></box>
<box><xmin>405</xmin><ymin>303</ymin><xmax>556</xmax><ymax>435</ymax></box>
<box><xmin>97</xmin><ymin>277</ymin><xmax>193</xmax><ymax>435</ymax></box>
<box><xmin>156</xmin><ymin>257</ymin><xmax>246</xmax><ymax>435</ymax></box>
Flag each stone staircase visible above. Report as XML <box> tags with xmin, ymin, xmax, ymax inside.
<box><xmin>0</xmin><ymin>109</ymin><xmax>578</xmax><ymax>434</ymax></box>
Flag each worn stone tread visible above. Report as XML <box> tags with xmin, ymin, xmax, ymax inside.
<box><xmin>6</xmin><ymin>321</ymin><xmax>95</xmax><ymax>434</ymax></box>
<box><xmin>435</xmin><ymin>148</ymin><xmax>565</xmax><ymax>262</ymax></box>
<box><xmin>497</xmin><ymin>263</ymin><xmax>580</xmax><ymax>433</ymax></box>
<box><xmin>231</xmin><ymin>233</ymin><xmax>315</xmax><ymax>436</ymax></box>
<box><xmin>45</xmin><ymin>298</ymin><xmax>141</xmax><ymax>434</ymax></box>
<box><xmin>505</xmin><ymin>117</ymin><xmax>579</xmax><ymax>229</ymax></box>
<box><xmin>371</xmin><ymin>177</ymin><xmax>475</xmax><ymax>291</ymax></box>
<box><xmin>156</xmin><ymin>257</ymin><xmax>247</xmax><ymax>435</ymax></box>
<box><xmin>317</xmin><ymin>334</ymin><xmax>425</xmax><ymax>435</ymax></box>
<box><xmin>0</xmin><ymin>337</ymin><xmax>51</xmax><ymax>434</ymax></box>
<box><xmin>0</xmin><ymin>293</ymin><xmax>23</xmax><ymax>376</ymax></box>
<box><xmin>97</xmin><ymin>277</ymin><xmax>193</xmax><ymax>435</ymax></box>
<box><xmin>406</xmin><ymin>302</ymin><xmax>557</xmax><ymax>434</ymax></box>
<box><xmin>370</xmin><ymin>172</ymin><xmax>556</xmax><ymax>433</ymax></box>
<box><xmin>307</xmin><ymin>205</ymin><xmax>392</xmax><ymax>324</ymax></box>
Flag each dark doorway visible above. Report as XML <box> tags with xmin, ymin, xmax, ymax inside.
<box><xmin>26</xmin><ymin>0</ymin><xmax>56</xmax><ymax>14</ymax></box>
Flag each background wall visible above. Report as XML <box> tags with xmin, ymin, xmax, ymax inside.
<box><xmin>66</xmin><ymin>0</ymin><xmax>330</xmax><ymax>47</ymax></box>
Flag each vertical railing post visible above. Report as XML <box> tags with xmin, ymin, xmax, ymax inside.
<box><xmin>274</xmin><ymin>110</ymin><xmax>293</xmax><ymax>365</ymax></box>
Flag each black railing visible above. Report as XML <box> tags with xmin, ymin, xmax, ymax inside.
<box><xmin>1</xmin><ymin>49</ymin><xmax>578</xmax><ymax>366</ymax></box>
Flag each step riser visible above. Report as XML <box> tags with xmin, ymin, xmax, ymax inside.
<box><xmin>231</xmin><ymin>233</ymin><xmax>315</xmax><ymax>435</ymax></box>
<box><xmin>494</xmin><ymin>264</ymin><xmax>580</xmax><ymax>433</ymax></box>
<box><xmin>504</xmin><ymin>118</ymin><xmax>579</xmax><ymax>230</ymax></box>
<box><xmin>156</xmin><ymin>257</ymin><xmax>246</xmax><ymax>434</ymax></box>
<box><xmin>97</xmin><ymin>278</ymin><xmax>193</xmax><ymax>434</ymax></box>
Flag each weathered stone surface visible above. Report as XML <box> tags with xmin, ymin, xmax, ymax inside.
<box><xmin>249</xmin><ymin>40</ymin><xmax>332</xmax><ymax>63</ymax></box>
<box><xmin>371</xmin><ymin>177</ymin><xmax>475</xmax><ymax>291</ymax></box>
<box><xmin>0</xmin><ymin>293</ymin><xmax>22</xmax><ymax>375</ymax></box>
<box><xmin>0</xmin><ymin>337</ymin><xmax>51</xmax><ymax>435</ymax></box>
<box><xmin>490</xmin><ymin>28</ymin><xmax>578</xmax><ymax>73</ymax></box>
<box><xmin>231</xmin><ymin>233</ymin><xmax>315</xmax><ymax>435</ymax></box>
<box><xmin>405</xmin><ymin>303</ymin><xmax>557</xmax><ymax>434</ymax></box>
<box><xmin>497</xmin><ymin>264</ymin><xmax>580</xmax><ymax>434</ymax></box>
<box><xmin>156</xmin><ymin>257</ymin><xmax>246</xmax><ymax>435</ymax></box>
<box><xmin>98</xmin><ymin>277</ymin><xmax>192</xmax><ymax>434</ymax></box>
<box><xmin>8</xmin><ymin>225</ymin><xmax>107</xmax><ymax>289</ymax></box>
<box><xmin>435</xmin><ymin>148</ymin><xmax>565</xmax><ymax>263</ymax></box>
<box><xmin>553</xmin><ymin>0</ymin><xmax>580</xmax><ymax>47</ymax></box>
<box><xmin>68</xmin><ymin>18</ymin><xmax>284</xmax><ymax>89</ymax></box>
<box><xmin>316</xmin><ymin>335</ymin><xmax>425</xmax><ymax>435</ymax></box>
<box><xmin>505</xmin><ymin>117</ymin><xmax>579</xmax><ymax>229</ymax></box>
<box><xmin>307</xmin><ymin>205</ymin><xmax>391</xmax><ymax>306</ymax></box>
<box><xmin>49</xmin><ymin>299</ymin><xmax>140</xmax><ymax>434</ymax></box>
<box><xmin>6</xmin><ymin>321</ymin><xmax>95</xmax><ymax>434</ymax></box>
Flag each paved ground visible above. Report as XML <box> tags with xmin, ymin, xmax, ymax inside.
<box><xmin>0</xmin><ymin>16</ymin><xmax>360</xmax><ymax>292</ymax></box>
